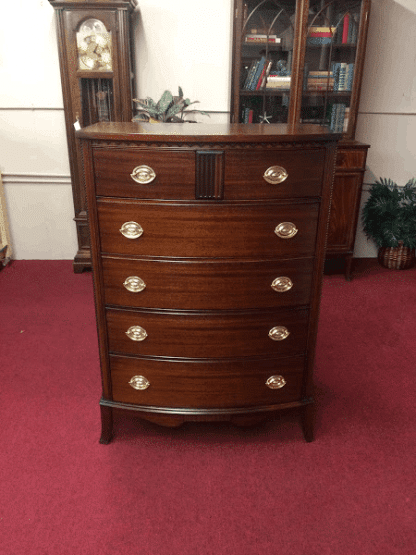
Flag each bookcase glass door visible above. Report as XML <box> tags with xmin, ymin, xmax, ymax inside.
<box><xmin>236</xmin><ymin>1</ymin><xmax>297</xmax><ymax>124</ymax></box>
<box><xmin>300</xmin><ymin>0</ymin><xmax>364</xmax><ymax>135</ymax></box>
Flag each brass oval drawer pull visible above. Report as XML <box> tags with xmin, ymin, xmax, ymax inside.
<box><xmin>125</xmin><ymin>325</ymin><xmax>148</xmax><ymax>341</ymax></box>
<box><xmin>263</xmin><ymin>165</ymin><xmax>288</xmax><ymax>184</ymax></box>
<box><xmin>128</xmin><ymin>375</ymin><xmax>150</xmax><ymax>390</ymax></box>
<box><xmin>274</xmin><ymin>222</ymin><xmax>298</xmax><ymax>239</ymax></box>
<box><xmin>131</xmin><ymin>165</ymin><xmax>156</xmax><ymax>184</ymax></box>
<box><xmin>266</xmin><ymin>375</ymin><xmax>287</xmax><ymax>389</ymax></box>
<box><xmin>269</xmin><ymin>326</ymin><xmax>290</xmax><ymax>341</ymax></box>
<box><xmin>123</xmin><ymin>276</ymin><xmax>146</xmax><ymax>293</ymax></box>
<box><xmin>119</xmin><ymin>221</ymin><xmax>143</xmax><ymax>239</ymax></box>
<box><xmin>271</xmin><ymin>276</ymin><xmax>293</xmax><ymax>293</ymax></box>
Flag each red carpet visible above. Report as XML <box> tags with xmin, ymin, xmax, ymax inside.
<box><xmin>1</xmin><ymin>260</ymin><xmax>415</xmax><ymax>554</ymax></box>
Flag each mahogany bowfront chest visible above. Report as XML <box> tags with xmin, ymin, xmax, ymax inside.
<box><xmin>78</xmin><ymin>122</ymin><xmax>340</xmax><ymax>443</ymax></box>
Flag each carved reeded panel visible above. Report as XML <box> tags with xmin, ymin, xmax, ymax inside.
<box><xmin>195</xmin><ymin>151</ymin><xmax>225</xmax><ymax>200</ymax></box>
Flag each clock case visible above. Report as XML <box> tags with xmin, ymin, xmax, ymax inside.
<box><xmin>49</xmin><ymin>0</ymin><xmax>138</xmax><ymax>272</ymax></box>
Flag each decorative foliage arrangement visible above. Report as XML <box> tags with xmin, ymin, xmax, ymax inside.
<box><xmin>132</xmin><ymin>87</ymin><xmax>208</xmax><ymax>123</ymax></box>
<box><xmin>362</xmin><ymin>177</ymin><xmax>416</xmax><ymax>249</ymax></box>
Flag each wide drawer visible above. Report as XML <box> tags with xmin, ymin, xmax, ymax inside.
<box><xmin>94</xmin><ymin>149</ymin><xmax>195</xmax><ymax>199</ymax></box>
<box><xmin>224</xmin><ymin>149</ymin><xmax>325</xmax><ymax>199</ymax></box>
<box><xmin>97</xmin><ymin>199</ymin><xmax>320</xmax><ymax>258</ymax></box>
<box><xmin>110</xmin><ymin>354</ymin><xmax>305</xmax><ymax>408</ymax></box>
<box><xmin>106</xmin><ymin>307</ymin><xmax>309</xmax><ymax>359</ymax></box>
<box><xmin>102</xmin><ymin>256</ymin><xmax>315</xmax><ymax>310</ymax></box>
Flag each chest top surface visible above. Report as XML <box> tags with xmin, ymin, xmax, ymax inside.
<box><xmin>77</xmin><ymin>122</ymin><xmax>341</xmax><ymax>144</ymax></box>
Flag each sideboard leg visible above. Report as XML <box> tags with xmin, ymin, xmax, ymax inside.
<box><xmin>99</xmin><ymin>404</ymin><xmax>113</xmax><ymax>444</ymax></box>
<box><xmin>345</xmin><ymin>255</ymin><xmax>354</xmax><ymax>281</ymax></box>
<box><xmin>302</xmin><ymin>404</ymin><xmax>315</xmax><ymax>442</ymax></box>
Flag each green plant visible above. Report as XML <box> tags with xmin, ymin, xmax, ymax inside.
<box><xmin>132</xmin><ymin>87</ymin><xmax>208</xmax><ymax>123</ymax></box>
<box><xmin>362</xmin><ymin>177</ymin><xmax>416</xmax><ymax>249</ymax></box>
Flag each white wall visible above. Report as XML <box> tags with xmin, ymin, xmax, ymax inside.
<box><xmin>0</xmin><ymin>0</ymin><xmax>76</xmax><ymax>260</ymax></box>
<box><xmin>0</xmin><ymin>0</ymin><xmax>415</xmax><ymax>259</ymax></box>
<box><xmin>354</xmin><ymin>0</ymin><xmax>416</xmax><ymax>257</ymax></box>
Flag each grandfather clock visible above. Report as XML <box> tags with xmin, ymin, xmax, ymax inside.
<box><xmin>49</xmin><ymin>0</ymin><xmax>138</xmax><ymax>272</ymax></box>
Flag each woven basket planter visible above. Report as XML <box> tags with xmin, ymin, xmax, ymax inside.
<box><xmin>378</xmin><ymin>242</ymin><xmax>415</xmax><ymax>270</ymax></box>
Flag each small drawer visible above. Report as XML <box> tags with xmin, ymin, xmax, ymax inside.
<box><xmin>106</xmin><ymin>307</ymin><xmax>309</xmax><ymax>359</ymax></box>
<box><xmin>224</xmin><ymin>149</ymin><xmax>325</xmax><ymax>199</ymax></box>
<box><xmin>97</xmin><ymin>199</ymin><xmax>320</xmax><ymax>258</ymax></box>
<box><xmin>93</xmin><ymin>149</ymin><xmax>195</xmax><ymax>199</ymax></box>
<box><xmin>102</xmin><ymin>256</ymin><xmax>315</xmax><ymax>310</ymax></box>
<box><xmin>336</xmin><ymin>148</ymin><xmax>368</xmax><ymax>170</ymax></box>
<box><xmin>110</xmin><ymin>354</ymin><xmax>306</xmax><ymax>408</ymax></box>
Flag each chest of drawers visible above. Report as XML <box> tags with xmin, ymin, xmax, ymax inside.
<box><xmin>78</xmin><ymin>122</ymin><xmax>340</xmax><ymax>443</ymax></box>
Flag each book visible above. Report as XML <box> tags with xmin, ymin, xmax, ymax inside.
<box><xmin>243</xmin><ymin>60</ymin><xmax>257</xmax><ymax>89</ymax></box>
<box><xmin>332</xmin><ymin>62</ymin><xmax>341</xmax><ymax>90</ymax></box>
<box><xmin>347</xmin><ymin>63</ymin><xmax>355</xmax><ymax>90</ymax></box>
<box><xmin>309</xmin><ymin>71</ymin><xmax>334</xmax><ymax>76</ymax></box>
<box><xmin>338</xmin><ymin>63</ymin><xmax>348</xmax><ymax>91</ymax></box>
<box><xmin>266</xmin><ymin>76</ymin><xmax>291</xmax><ymax>89</ymax></box>
<box><xmin>256</xmin><ymin>60</ymin><xmax>272</xmax><ymax>90</ymax></box>
<box><xmin>249</xmin><ymin>56</ymin><xmax>266</xmax><ymax>90</ymax></box>
<box><xmin>245</xmin><ymin>34</ymin><xmax>281</xmax><ymax>44</ymax></box>
<box><xmin>308</xmin><ymin>26</ymin><xmax>334</xmax><ymax>37</ymax></box>
<box><xmin>343</xmin><ymin>107</ymin><xmax>350</xmax><ymax>132</ymax></box>
<box><xmin>342</xmin><ymin>13</ymin><xmax>350</xmax><ymax>43</ymax></box>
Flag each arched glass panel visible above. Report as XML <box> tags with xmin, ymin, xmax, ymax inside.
<box><xmin>238</xmin><ymin>1</ymin><xmax>294</xmax><ymax>124</ymax></box>
<box><xmin>300</xmin><ymin>0</ymin><xmax>363</xmax><ymax>136</ymax></box>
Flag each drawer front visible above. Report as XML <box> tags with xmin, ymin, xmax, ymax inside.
<box><xmin>106</xmin><ymin>307</ymin><xmax>309</xmax><ymax>359</ymax></box>
<box><xmin>224</xmin><ymin>149</ymin><xmax>325</xmax><ymax>199</ymax></box>
<box><xmin>110</xmin><ymin>354</ymin><xmax>305</xmax><ymax>408</ymax></box>
<box><xmin>97</xmin><ymin>199</ymin><xmax>320</xmax><ymax>258</ymax></box>
<box><xmin>102</xmin><ymin>256</ymin><xmax>315</xmax><ymax>310</ymax></box>
<box><xmin>336</xmin><ymin>148</ymin><xmax>367</xmax><ymax>170</ymax></box>
<box><xmin>94</xmin><ymin>149</ymin><xmax>195</xmax><ymax>199</ymax></box>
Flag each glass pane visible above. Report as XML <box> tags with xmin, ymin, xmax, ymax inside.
<box><xmin>77</xmin><ymin>19</ymin><xmax>113</xmax><ymax>71</ymax></box>
<box><xmin>300</xmin><ymin>0</ymin><xmax>363</xmax><ymax>134</ymax></box>
<box><xmin>238</xmin><ymin>1</ymin><xmax>296</xmax><ymax>124</ymax></box>
<box><xmin>81</xmin><ymin>78</ymin><xmax>114</xmax><ymax>125</ymax></box>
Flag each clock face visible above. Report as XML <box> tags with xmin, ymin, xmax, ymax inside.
<box><xmin>77</xmin><ymin>19</ymin><xmax>113</xmax><ymax>71</ymax></box>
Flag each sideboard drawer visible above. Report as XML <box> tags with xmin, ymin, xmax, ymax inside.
<box><xmin>94</xmin><ymin>149</ymin><xmax>195</xmax><ymax>199</ymax></box>
<box><xmin>224</xmin><ymin>149</ymin><xmax>325</xmax><ymax>199</ymax></box>
<box><xmin>102</xmin><ymin>256</ymin><xmax>314</xmax><ymax>310</ymax></box>
<box><xmin>110</xmin><ymin>354</ymin><xmax>305</xmax><ymax>408</ymax></box>
<box><xmin>106</xmin><ymin>307</ymin><xmax>309</xmax><ymax>359</ymax></box>
<box><xmin>97</xmin><ymin>199</ymin><xmax>320</xmax><ymax>258</ymax></box>
<box><xmin>336</xmin><ymin>148</ymin><xmax>367</xmax><ymax>170</ymax></box>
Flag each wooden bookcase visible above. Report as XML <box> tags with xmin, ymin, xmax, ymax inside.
<box><xmin>49</xmin><ymin>0</ymin><xmax>137</xmax><ymax>273</ymax></box>
<box><xmin>231</xmin><ymin>0</ymin><xmax>371</xmax><ymax>278</ymax></box>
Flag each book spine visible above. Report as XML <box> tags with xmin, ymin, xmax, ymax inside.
<box><xmin>342</xmin><ymin>13</ymin><xmax>350</xmax><ymax>44</ymax></box>
<box><xmin>338</xmin><ymin>63</ymin><xmax>347</xmax><ymax>91</ymax></box>
<box><xmin>246</xmin><ymin>60</ymin><xmax>259</xmax><ymax>90</ymax></box>
<box><xmin>332</xmin><ymin>62</ymin><xmax>341</xmax><ymax>91</ymax></box>
<box><xmin>243</xmin><ymin>61</ymin><xmax>256</xmax><ymax>90</ymax></box>
<box><xmin>330</xmin><ymin>103</ymin><xmax>338</xmax><ymax>131</ymax></box>
<box><xmin>347</xmin><ymin>63</ymin><xmax>354</xmax><ymax>90</ymax></box>
<box><xmin>343</xmin><ymin>107</ymin><xmax>350</xmax><ymax>133</ymax></box>
<box><xmin>250</xmin><ymin>57</ymin><xmax>266</xmax><ymax>90</ymax></box>
<box><xmin>335</xmin><ymin>103</ymin><xmax>346</xmax><ymax>132</ymax></box>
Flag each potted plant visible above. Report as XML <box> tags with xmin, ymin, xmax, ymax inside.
<box><xmin>132</xmin><ymin>87</ymin><xmax>208</xmax><ymax>123</ymax></box>
<box><xmin>362</xmin><ymin>177</ymin><xmax>416</xmax><ymax>269</ymax></box>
